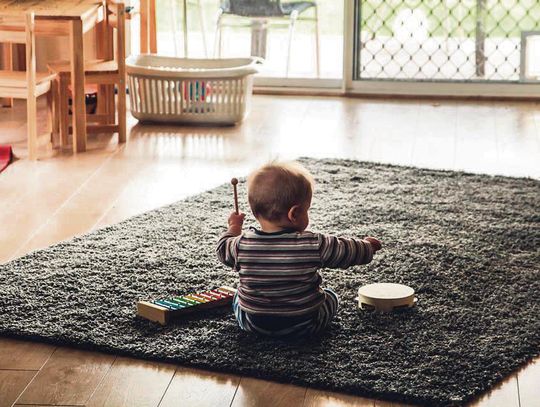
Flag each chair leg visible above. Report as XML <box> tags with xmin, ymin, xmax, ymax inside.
<box><xmin>182</xmin><ymin>0</ymin><xmax>189</xmax><ymax>57</ymax></box>
<box><xmin>117</xmin><ymin>82</ymin><xmax>127</xmax><ymax>143</ymax></box>
<box><xmin>51</xmin><ymin>78</ymin><xmax>60</xmax><ymax>146</ymax></box>
<box><xmin>97</xmin><ymin>84</ymin><xmax>107</xmax><ymax>116</ymax></box>
<box><xmin>27</xmin><ymin>95</ymin><xmax>38</xmax><ymax>160</ymax></box>
<box><xmin>106</xmin><ymin>84</ymin><xmax>115</xmax><ymax>124</ymax></box>
<box><xmin>214</xmin><ymin>9</ymin><xmax>224</xmax><ymax>57</ymax></box>
<box><xmin>314</xmin><ymin>5</ymin><xmax>321</xmax><ymax>78</ymax></box>
<box><xmin>197</xmin><ymin>0</ymin><xmax>208</xmax><ymax>57</ymax></box>
<box><xmin>170</xmin><ymin>0</ymin><xmax>180</xmax><ymax>56</ymax></box>
<box><xmin>286</xmin><ymin>10</ymin><xmax>299</xmax><ymax>78</ymax></box>
<box><xmin>46</xmin><ymin>88</ymin><xmax>55</xmax><ymax>148</ymax></box>
<box><xmin>59</xmin><ymin>76</ymin><xmax>70</xmax><ymax>147</ymax></box>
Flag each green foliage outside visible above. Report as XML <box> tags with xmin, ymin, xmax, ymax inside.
<box><xmin>361</xmin><ymin>0</ymin><xmax>540</xmax><ymax>38</ymax></box>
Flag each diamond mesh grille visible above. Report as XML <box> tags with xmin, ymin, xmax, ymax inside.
<box><xmin>356</xmin><ymin>0</ymin><xmax>540</xmax><ymax>81</ymax></box>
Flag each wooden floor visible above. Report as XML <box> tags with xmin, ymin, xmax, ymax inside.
<box><xmin>0</xmin><ymin>95</ymin><xmax>539</xmax><ymax>407</ymax></box>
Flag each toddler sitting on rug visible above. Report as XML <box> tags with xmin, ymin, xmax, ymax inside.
<box><xmin>217</xmin><ymin>161</ymin><xmax>381</xmax><ymax>338</ymax></box>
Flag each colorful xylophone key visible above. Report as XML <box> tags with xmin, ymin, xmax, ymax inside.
<box><xmin>137</xmin><ymin>286</ymin><xmax>236</xmax><ymax>325</ymax></box>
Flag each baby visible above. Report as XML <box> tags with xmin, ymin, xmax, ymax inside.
<box><xmin>217</xmin><ymin>161</ymin><xmax>381</xmax><ymax>338</ymax></box>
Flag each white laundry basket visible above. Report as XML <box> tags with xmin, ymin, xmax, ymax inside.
<box><xmin>126</xmin><ymin>55</ymin><xmax>261</xmax><ymax>125</ymax></box>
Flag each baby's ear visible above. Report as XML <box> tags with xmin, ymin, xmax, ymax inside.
<box><xmin>287</xmin><ymin>205</ymin><xmax>301</xmax><ymax>222</ymax></box>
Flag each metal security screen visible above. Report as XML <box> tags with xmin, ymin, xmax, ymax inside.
<box><xmin>353</xmin><ymin>0</ymin><xmax>540</xmax><ymax>82</ymax></box>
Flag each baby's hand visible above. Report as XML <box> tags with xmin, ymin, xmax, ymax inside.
<box><xmin>228</xmin><ymin>212</ymin><xmax>245</xmax><ymax>235</ymax></box>
<box><xmin>364</xmin><ymin>236</ymin><xmax>382</xmax><ymax>252</ymax></box>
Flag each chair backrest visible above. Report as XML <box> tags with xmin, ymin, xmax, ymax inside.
<box><xmin>221</xmin><ymin>0</ymin><xmax>284</xmax><ymax>17</ymax></box>
<box><xmin>0</xmin><ymin>13</ymin><xmax>37</xmax><ymax>98</ymax></box>
<box><xmin>0</xmin><ymin>14</ymin><xmax>28</xmax><ymax>44</ymax></box>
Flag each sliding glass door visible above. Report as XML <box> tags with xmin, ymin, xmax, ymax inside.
<box><xmin>345</xmin><ymin>0</ymin><xmax>540</xmax><ymax>96</ymax></box>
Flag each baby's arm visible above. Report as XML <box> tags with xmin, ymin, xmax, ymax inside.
<box><xmin>216</xmin><ymin>212</ymin><xmax>245</xmax><ymax>267</ymax></box>
<box><xmin>318</xmin><ymin>234</ymin><xmax>381</xmax><ymax>269</ymax></box>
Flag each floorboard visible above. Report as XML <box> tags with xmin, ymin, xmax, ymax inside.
<box><xmin>158</xmin><ymin>367</ymin><xmax>240</xmax><ymax>407</ymax></box>
<box><xmin>230</xmin><ymin>377</ymin><xmax>307</xmax><ymax>407</ymax></box>
<box><xmin>374</xmin><ymin>401</ymin><xmax>417</xmax><ymax>407</ymax></box>
<box><xmin>85</xmin><ymin>357</ymin><xmax>176</xmax><ymax>407</ymax></box>
<box><xmin>468</xmin><ymin>375</ymin><xmax>520</xmax><ymax>407</ymax></box>
<box><xmin>517</xmin><ymin>358</ymin><xmax>540</xmax><ymax>407</ymax></box>
<box><xmin>15</xmin><ymin>348</ymin><xmax>115</xmax><ymax>406</ymax></box>
<box><xmin>303</xmin><ymin>389</ymin><xmax>374</xmax><ymax>406</ymax></box>
<box><xmin>0</xmin><ymin>338</ymin><xmax>55</xmax><ymax>370</ymax></box>
<box><xmin>0</xmin><ymin>370</ymin><xmax>37</xmax><ymax>407</ymax></box>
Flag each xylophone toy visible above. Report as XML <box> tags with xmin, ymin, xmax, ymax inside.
<box><xmin>137</xmin><ymin>286</ymin><xmax>236</xmax><ymax>325</ymax></box>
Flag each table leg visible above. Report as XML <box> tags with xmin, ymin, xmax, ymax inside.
<box><xmin>140</xmin><ymin>0</ymin><xmax>148</xmax><ymax>53</ymax></box>
<box><xmin>149</xmin><ymin>0</ymin><xmax>157</xmax><ymax>53</ymax></box>
<box><xmin>70</xmin><ymin>19</ymin><xmax>87</xmax><ymax>153</ymax></box>
<box><xmin>59</xmin><ymin>75</ymin><xmax>70</xmax><ymax>146</ymax></box>
<box><xmin>1</xmin><ymin>43</ymin><xmax>13</xmax><ymax>107</ymax></box>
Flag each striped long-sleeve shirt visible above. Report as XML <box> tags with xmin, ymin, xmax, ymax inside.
<box><xmin>216</xmin><ymin>227</ymin><xmax>374</xmax><ymax>316</ymax></box>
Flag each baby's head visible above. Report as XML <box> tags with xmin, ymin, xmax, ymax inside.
<box><xmin>247</xmin><ymin>161</ymin><xmax>314</xmax><ymax>232</ymax></box>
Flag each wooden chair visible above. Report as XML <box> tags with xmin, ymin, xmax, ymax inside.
<box><xmin>48</xmin><ymin>0</ymin><xmax>126</xmax><ymax>147</ymax></box>
<box><xmin>215</xmin><ymin>0</ymin><xmax>320</xmax><ymax>77</ymax></box>
<box><xmin>0</xmin><ymin>12</ymin><xmax>56</xmax><ymax>160</ymax></box>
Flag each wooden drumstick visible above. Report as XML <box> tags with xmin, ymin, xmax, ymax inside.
<box><xmin>231</xmin><ymin>178</ymin><xmax>239</xmax><ymax>214</ymax></box>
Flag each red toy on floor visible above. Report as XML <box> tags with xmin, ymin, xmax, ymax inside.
<box><xmin>0</xmin><ymin>145</ymin><xmax>13</xmax><ymax>173</ymax></box>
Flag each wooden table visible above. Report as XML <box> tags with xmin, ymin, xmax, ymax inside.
<box><xmin>0</xmin><ymin>0</ymin><xmax>105</xmax><ymax>153</ymax></box>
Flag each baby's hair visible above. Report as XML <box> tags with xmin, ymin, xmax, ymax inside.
<box><xmin>247</xmin><ymin>161</ymin><xmax>314</xmax><ymax>221</ymax></box>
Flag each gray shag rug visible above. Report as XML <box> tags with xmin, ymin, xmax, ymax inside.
<box><xmin>1</xmin><ymin>158</ymin><xmax>539</xmax><ymax>406</ymax></box>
